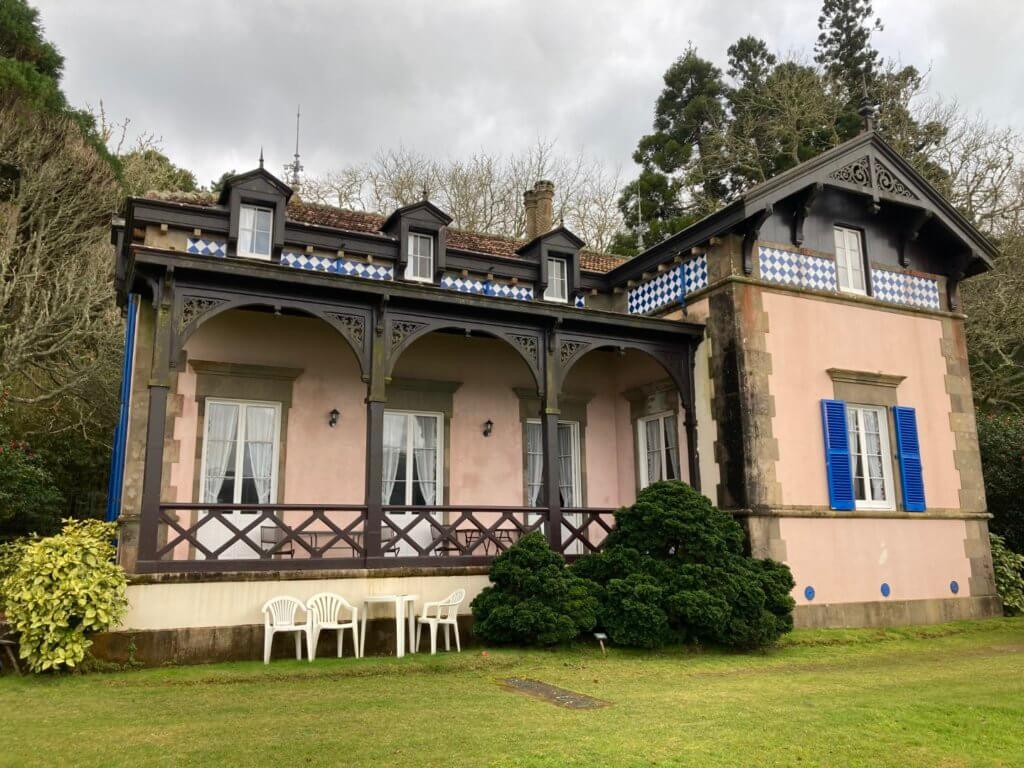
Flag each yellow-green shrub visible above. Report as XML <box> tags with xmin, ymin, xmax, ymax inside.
<box><xmin>1</xmin><ymin>519</ymin><xmax>127</xmax><ymax>672</ymax></box>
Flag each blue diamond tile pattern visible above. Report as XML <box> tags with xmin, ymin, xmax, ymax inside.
<box><xmin>871</xmin><ymin>268</ymin><xmax>940</xmax><ymax>310</ymax></box>
<box><xmin>440</xmin><ymin>274</ymin><xmax>533</xmax><ymax>301</ymax></box>
<box><xmin>186</xmin><ymin>237</ymin><xmax>226</xmax><ymax>258</ymax></box>
<box><xmin>628</xmin><ymin>253</ymin><xmax>708</xmax><ymax>315</ymax></box>
<box><xmin>574</xmin><ymin>294</ymin><xmax>586</xmax><ymax>309</ymax></box>
<box><xmin>281</xmin><ymin>251</ymin><xmax>393</xmax><ymax>280</ymax></box>
<box><xmin>759</xmin><ymin>246</ymin><xmax>838</xmax><ymax>292</ymax></box>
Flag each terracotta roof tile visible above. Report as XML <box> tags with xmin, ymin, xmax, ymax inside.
<box><xmin>143</xmin><ymin>192</ymin><xmax>628</xmax><ymax>273</ymax></box>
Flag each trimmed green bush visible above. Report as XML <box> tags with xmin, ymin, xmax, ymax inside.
<box><xmin>471</xmin><ymin>532</ymin><xmax>599</xmax><ymax>646</ymax></box>
<box><xmin>990</xmin><ymin>533</ymin><xmax>1024</xmax><ymax>615</ymax></box>
<box><xmin>571</xmin><ymin>481</ymin><xmax>795</xmax><ymax>649</ymax></box>
<box><xmin>1</xmin><ymin>519</ymin><xmax>127</xmax><ymax>672</ymax></box>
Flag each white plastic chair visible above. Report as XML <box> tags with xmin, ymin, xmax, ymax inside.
<box><xmin>414</xmin><ymin>588</ymin><xmax>466</xmax><ymax>655</ymax></box>
<box><xmin>261</xmin><ymin>596</ymin><xmax>311</xmax><ymax>664</ymax></box>
<box><xmin>306</xmin><ymin>592</ymin><xmax>361</xmax><ymax>660</ymax></box>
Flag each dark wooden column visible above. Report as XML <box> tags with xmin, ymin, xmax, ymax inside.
<box><xmin>363</xmin><ymin>306</ymin><xmax>388</xmax><ymax>563</ymax></box>
<box><xmin>542</xmin><ymin>328</ymin><xmax>562</xmax><ymax>553</ymax></box>
<box><xmin>137</xmin><ymin>277</ymin><xmax>174</xmax><ymax>563</ymax></box>
<box><xmin>681</xmin><ymin>343</ymin><xmax>702</xmax><ymax>493</ymax></box>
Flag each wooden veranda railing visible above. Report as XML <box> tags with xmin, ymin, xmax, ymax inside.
<box><xmin>135</xmin><ymin>503</ymin><xmax>616</xmax><ymax>573</ymax></box>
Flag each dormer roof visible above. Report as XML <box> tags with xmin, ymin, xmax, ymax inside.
<box><xmin>515</xmin><ymin>225</ymin><xmax>586</xmax><ymax>257</ymax></box>
<box><xmin>216</xmin><ymin>166</ymin><xmax>294</xmax><ymax>205</ymax></box>
<box><xmin>380</xmin><ymin>199</ymin><xmax>454</xmax><ymax>233</ymax></box>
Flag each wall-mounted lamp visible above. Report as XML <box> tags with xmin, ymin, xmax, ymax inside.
<box><xmin>328</xmin><ymin>408</ymin><xmax>340</xmax><ymax>428</ymax></box>
<box><xmin>482</xmin><ymin>419</ymin><xmax>494</xmax><ymax>437</ymax></box>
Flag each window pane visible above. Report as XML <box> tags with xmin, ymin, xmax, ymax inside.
<box><xmin>382</xmin><ymin>413</ymin><xmax>409</xmax><ymax>504</ymax></box>
<box><xmin>255</xmin><ymin>208</ymin><xmax>273</xmax><ymax>233</ymax></box>
<box><xmin>644</xmin><ymin>418</ymin><xmax>662</xmax><ymax>485</ymax></box>
<box><xmin>557</xmin><ymin>423</ymin><xmax>578</xmax><ymax>507</ymax></box>
<box><xmin>243</xmin><ymin>406</ymin><xmax>276</xmax><ymax>504</ymax></box>
<box><xmin>204</xmin><ymin>403</ymin><xmax>239</xmax><ymax>504</ymax></box>
<box><xmin>412</xmin><ymin>415</ymin><xmax>438</xmax><ymax>505</ymax></box>
<box><xmin>526</xmin><ymin>422</ymin><xmax>544</xmax><ymax>507</ymax></box>
<box><xmin>663</xmin><ymin>415</ymin><xmax>680</xmax><ymax>480</ymax></box>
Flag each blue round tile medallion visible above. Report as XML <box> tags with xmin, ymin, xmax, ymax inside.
<box><xmin>950</xmin><ymin>580</ymin><xmax>959</xmax><ymax>595</ymax></box>
<box><xmin>804</xmin><ymin>585</ymin><xmax>815</xmax><ymax>601</ymax></box>
<box><xmin>880</xmin><ymin>582</ymin><xmax>891</xmax><ymax>598</ymax></box>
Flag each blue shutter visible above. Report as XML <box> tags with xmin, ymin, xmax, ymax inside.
<box><xmin>893</xmin><ymin>406</ymin><xmax>926</xmax><ymax>512</ymax></box>
<box><xmin>821</xmin><ymin>399</ymin><xmax>855</xmax><ymax>511</ymax></box>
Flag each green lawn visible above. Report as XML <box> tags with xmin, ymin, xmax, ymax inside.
<box><xmin>2</xmin><ymin>618</ymin><xmax>1023</xmax><ymax>767</ymax></box>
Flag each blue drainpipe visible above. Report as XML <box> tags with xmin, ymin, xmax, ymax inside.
<box><xmin>105</xmin><ymin>294</ymin><xmax>138</xmax><ymax>522</ymax></box>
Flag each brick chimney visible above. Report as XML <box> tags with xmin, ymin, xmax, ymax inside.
<box><xmin>523</xmin><ymin>188</ymin><xmax>539</xmax><ymax>240</ymax></box>
<box><xmin>524</xmin><ymin>180</ymin><xmax>555</xmax><ymax>239</ymax></box>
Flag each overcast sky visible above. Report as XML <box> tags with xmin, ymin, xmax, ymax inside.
<box><xmin>32</xmin><ymin>0</ymin><xmax>1024</xmax><ymax>190</ymax></box>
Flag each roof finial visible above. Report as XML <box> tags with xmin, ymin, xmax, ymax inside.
<box><xmin>283</xmin><ymin>106</ymin><xmax>304</xmax><ymax>191</ymax></box>
<box><xmin>258</xmin><ymin>146</ymin><xmax>264</xmax><ymax>169</ymax></box>
<box><xmin>421</xmin><ymin>182</ymin><xmax>429</xmax><ymax>201</ymax></box>
<box><xmin>636</xmin><ymin>194</ymin><xmax>646</xmax><ymax>251</ymax></box>
<box><xmin>858</xmin><ymin>74</ymin><xmax>876</xmax><ymax>133</ymax></box>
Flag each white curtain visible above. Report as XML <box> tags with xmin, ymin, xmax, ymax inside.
<box><xmin>557</xmin><ymin>424</ymin><xmax>577</xmax><ymax>507</ymax></box>
<box><xmin>526</xmin><ymin>422</ymin><xmax>544</xmax><ymax>507</ymax></box>
<box><xmin>244</xmin><ymin>406</ymin><xmax>276</xmax><ymax>504</ymax></box>
<box><xmin>413</xmin><ymin>415</ymin><xmax>437</xmax><ymax>505</ymax></box>
<box><xmin>664</xmin><ymin>414</ymin><xmax>680</xmax><ymax>481</ymax></box>
<box><xmin>382</xmin><ymin>413</ymin><xmax>407</xmax><ymax>504</ymax></box>
<box><xmin>862</xmin><ymin>410</ymin><xmax>886</xmax><ymax>500</ymax></box>
<box><xmin>645</xmin><ymin>418</ymin><xmax>662</xmax><ymax>485</ymax></box>
<box><xmin>203</xmin><ymin>403</ymin><xmax>238</xmax><ymax>503</ymax></box>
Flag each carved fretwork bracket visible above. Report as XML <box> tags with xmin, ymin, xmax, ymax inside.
<box><xmin>324</xmin><ymin>312</ymin><xmax>366</xmax><ymax>350</ymax></box>
<box><xmin>390</xmin><ymin>320</ymin><xmax>427</xmax><ymax>351</ymax></box>
<box><xmin>792</xmin><ymin>183</ymin><xmax>822</xmax><ymax>247</ymax></box>
<box><xmin>178</xmin><ymin>295</ymin><xmax>228</xmax><ymax>334</ymax></box>
<box><xmin>743</xmin><ymin>205</ymin><xmax>773</xmax><ymax>275</ymax></box>
<box><xmin>899</xmin><ymin>209</ymin><xmax>933</xmax><ymax>267</ymax></box>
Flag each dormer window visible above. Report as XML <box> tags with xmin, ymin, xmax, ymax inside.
<box><xmin>834</xmin><ymin>226</ymin><xmax>867</xmax><ymax>295</ymax></box>
<box><xmin>406</xmin><ymin>233</ymin><xmax>434</xmax><ymax>282</ymax></box>
<box><xmin>239</xmin><ymin>204</ymin><xmax>273</xmax><ymax>260</ymax></box>
<box><xmin>543</xmin><ymin>257</ymin><xmax>568</xmax><ymax>303</ymax></box>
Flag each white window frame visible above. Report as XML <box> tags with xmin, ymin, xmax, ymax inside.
<box><xmin>198</xmin><ymin>398</ymin><xmax>282</xmax><ymax>506</ymax></box>
<box><xmin>238</xmin><ymin>204</ymin><xmax>274</xmax><ymax>260</ymax></box>
<box><xmin>525</xmin><ymin>419</ymin><xmax>582</xmax><ymax>507</ymax></box>
<box><xmin>833</xmin><ymin>225</ymin><xmax>867</xmax><ymax>295</ymax></box>
<box><xmin>637</xmin><ymin>411</ymin><xmax>681</xmax><ymax>489</ymax></box>
<box><xmin>382</xmin><ymin>410</ymin><xmax>444</xmax><ymax>505</ymax></box>
<box><xmin>846</xmin><ymin>403</ymin><xmax>896</xmax><ymax>511</ymax></box>
<box><xmin>543</xmin><ymin>257</ymin><xmax>569</xmax><ymax>303</ymax></box>
<box><xmin>404</xmin><ymin>233</ymin><xmax>435</xmax><ymax>283</ymax></box>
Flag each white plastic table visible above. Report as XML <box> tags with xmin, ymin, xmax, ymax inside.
<box><xmin>361</xmin><ymin>594</ymin><xmax>418</xmax><ymax>658</ymax></box>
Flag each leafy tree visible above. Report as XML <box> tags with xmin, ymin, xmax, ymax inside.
<box><xmin>0</xmin><ymin>438</ymin><xmax>63</xmax><ymax>539</ymax></box>
<box><xmin>814</xmin><ymin>0</ymin><xmax>883</xmax><ymax>96</ymax></box>
<box><xmin>210</xmin><ymin>169</ymin><xmax>236</xmax><ymax>195</ymax></box>
<box><xmin>612</xmin><ymin>47</ymin><xmax>727</xmax><ymax>254</ymax></box>
<box><xmin>120</xmin><ymin>148</ymin><xmax>197</xmax><ymax>197</ymax></box>
<box><xmin>470</xmin><ymin>532</ymin><xmax>599</xmax><ymax>646</ymax></box>
<box><xmin>0</xmin><ymin>0</ymin><xmax>64</xmax><ymax>111</ymax></box>
<box><xmin>976</xmin><ymin>411</ymin><xmax>1024</xmax><ymax>554</ymax></box>
<box><xmin>571</xmin><ymin>482</ymin><xmax>795</xmax><ymax>649</ymax></box>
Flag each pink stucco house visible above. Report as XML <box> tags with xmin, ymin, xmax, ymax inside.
<box><xmin>102</xmin><ymin>127</ymin><xmax>1001</xmax><ymax>661</ymax></box>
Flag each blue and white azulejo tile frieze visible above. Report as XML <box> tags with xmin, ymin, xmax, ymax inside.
<box><xmin>281</xmin><ymin>251</ymin><xmax>394</xmax><ymax>280</ymax></box>
<box><xmin>186</xmin><ymin>237</ymin><xmax>226</xmax><ymax>258</ymax></box>
<box><xmin>758</xmin><ymin>246</ymin><xmax>838</xmax><ymax>292</ymax></box>
<box><xmin>871</xmin><ymin>268</ymin><xmax>941</xmax><ymax>310</ymax></box>
<box><xmin>627</xmin><ymin>253</ymin><xmax>709</xmax><ymax>315</ymax></box>
<box><xmin>440</xmin><ymin>274</ymin><xmax>533</xmax><ymax>301</ymax></box>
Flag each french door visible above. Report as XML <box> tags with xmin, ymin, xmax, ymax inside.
<box><xmin>198</xmin><ymin>399</ymin><xmax>281</xmax><ymax>559</ymax></box>
<box><xmin>382</xmin><ymin>411</ymin><xmax>443</xmax><ymax>555</ymax></box>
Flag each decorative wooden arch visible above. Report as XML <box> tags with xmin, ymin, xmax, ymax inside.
<box><xmin>385</xmin><ymin>312</ymin><xmax>545</xmax><ymax>393</ymax></box>
<box><xmin>173</xmin><ymin>289</ymin><xmax>372</xmax><ymax>379</ymax></box>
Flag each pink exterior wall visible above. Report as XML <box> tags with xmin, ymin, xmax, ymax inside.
<box><xmin>780</xmin><ymin>517</ymin><xmax>971</xmax><ymax>605</ymax></box>
<box><xmin>173</xmin><ymin>311</ymin><xmax>368</xmax><ymax>505</ymax></box>
<box><xmin>168</xmin><ymin>313</ymin><xmax>682</xmax><ymax>511</ymax></box>
<box><xmin>762</xmin><ymin>291</ymin><xmax>960</xmax><ymax>509</ymax></box>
